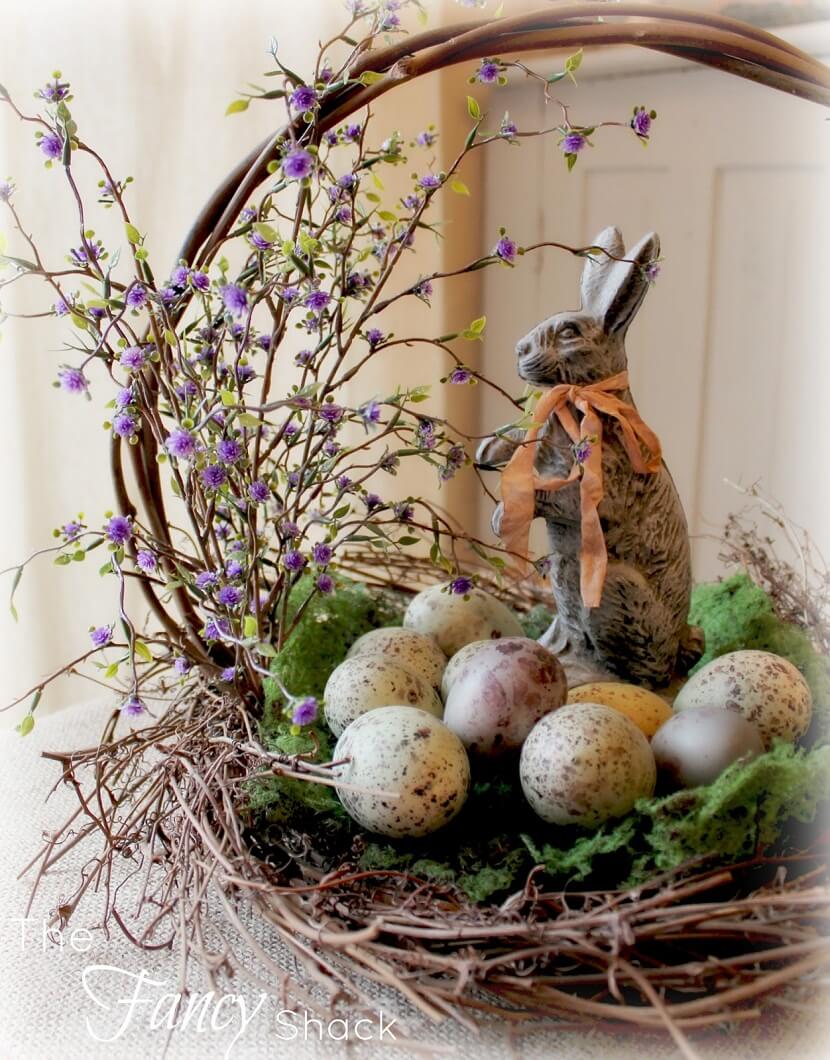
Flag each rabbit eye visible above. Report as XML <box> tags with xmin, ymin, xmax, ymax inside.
<box><xmin>558</xmin><ymin>322</ymin><xmax>581</xmax><ymax>339</ymax></box>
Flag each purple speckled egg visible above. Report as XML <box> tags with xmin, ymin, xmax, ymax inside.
<box><xmin>443</xmin><ymin>637</ymin><xmax>566</xmax><ymax>757</ymax></box>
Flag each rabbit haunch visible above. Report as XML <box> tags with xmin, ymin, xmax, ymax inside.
<box><xmin>478</xmin><ymin>226</ymin><xmax>703</xmax><ymax>688</ymax></box>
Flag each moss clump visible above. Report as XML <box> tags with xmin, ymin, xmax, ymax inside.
<box><xmin>519</xmin><ymin>603</ymin><xmax>556</xmax><ymax>640</ymax></box>
<box><xmin>689</xmin><ymin>572</ymin><xmax>830</xmax><ymax>742</ymax></box>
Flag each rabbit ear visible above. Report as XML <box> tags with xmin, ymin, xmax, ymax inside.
<box><xmin>596</xmin><ymin>231</ymin><xmax>660</xmax><ymax>336</ymax></box>
<box><xmin>580</xmin><ymin>226</ymin><xmax>625</xmax><ymax>314</ymax></box>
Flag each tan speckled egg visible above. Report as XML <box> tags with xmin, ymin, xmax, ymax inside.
<box><xmin>403</xmin><ymin>582</ymin><xmax>524</xmax><ymax>657</ymax></box>
<box><xmin>443</xmin><ymin>638</ymin><xmax>567</xmax><ymax>757</ymax></box>
<box><xmin>333</xmin><ymin>707</ymin><xmax>470</xmax><ymax>837</ymax></box>
<box><xmin>673</xmin><ymin>650</ymin><xmax>812</xmax><ymax>749</ymax></box>
<box><xmin>520</xmin><ymin>703</ymin><xmax>656</xmax><ymax>828</ymax></box>
<box><xmin>568</xmin><ymin>682</ymin><xmax>673</xmax><ymax>738</ymax></box>
<box><xmin>346</xmin><ymin>627</ymin><xmax>447</xmax><ymax>691</ymax></box>
<box><xmin>323</xmin><ymin>656</ymin><xmax>443</xmax><ymax>737</ymax></box>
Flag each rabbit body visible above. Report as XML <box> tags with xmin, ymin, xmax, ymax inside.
<box><xmin>479</xmin><ymin>227</ymin><xmax>702</xmax><ymax>687</ymax></box>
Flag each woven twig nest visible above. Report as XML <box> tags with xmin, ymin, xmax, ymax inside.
<box><xmin>26</xmin><ymin>8</ymin><xmax>830</xmax><ymax>1055</ymax></box>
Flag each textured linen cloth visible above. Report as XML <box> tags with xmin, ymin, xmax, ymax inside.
<box><xmin>1</xmin><ymin>703</ymin><xmax>828</xmax><ymax>1060</ymax></box>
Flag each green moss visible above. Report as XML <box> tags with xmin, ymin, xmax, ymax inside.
<box><xmin>519</xmin><ymin>604</ymin><xmax>556</xmax><ymax>640</ymax></box>
<box><xmin>690</xmin><ymin>572</ymin><xmax>830</xmax><ymax>742</ymax></box>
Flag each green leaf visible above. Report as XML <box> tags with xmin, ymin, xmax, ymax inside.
<box><xmin>377</xmin><ymin>210</ymin><xmax>397</xmax><ymax>223</ymax></box>
<box><xmin>466</xmin><ymin>96</ymin><xmax>481</xmax><ymax>120</ymax></box>
<box><xmin>134</xmin><ymin>640</ymin><xmax>153</xmax><ymax>663</ymax></box>
<box><xmin>53</xmin><ymin>553</ymin><xmax>71</xmax><ymax>566</ymax></box>
<box><xmin>565</xmin><ymin>48</ymin><xmax>583</xmax><ymax>81</ymax></box>
<box><xmin>470</xmin><ymin>315</ymin><xmax>486</xmax><ymax>334</ymax></box>
<box><xmin>450</xmin><ymin>179</ymin><xmax>470</xmax><ymax>196</ymax></box>
<box><xmin>332</xmin><ymin>504</ymin><xmax>351</xmax><ymax>519</ymax></box>
<box><xmin>567</xmin><ymin>152</ymin><xmax>578</xmax><ymax>172</ymax></box>
<box><xmin>253</xmin><ymin>221</ymin><xmax>279</xmax><ymax>243</ymax></box>
<box><xmin>225</xmin><ymin>98</ymin><xmax>250</xmax><ymax>115</ymax></box>
<box><xmin>163</xmin><ymin>329</ymin><xmax>177</xmax><ymax>347</ymax></box>
<box><xmin>398</xmin><ymin>536</ymin><xmax>420</xmax><ymax>546</ymax></box>
<box><xmin>220</xmin><ymin>389</ymin><xmax>237</xmax><ymax>407</ymax></box>
<box><xmin>104</xmin><ymin>662</ymin><xmax>119</xmax><ymax>679</ymax></box>
<box><xmin>238</xmin><ymin>412</ymin><xmax>261</xmax><ymax>428</ymax></box>
<box><xmin>124</xmin><ymin>222</ymin><xmax>142</xmax><ymax>245</ymax></box>
<box><xmin>17</xmin><ymin>714</ymin><xmax>34</xmax><ymax>737</ymax></box>
<box><xmin>243</xmin><ymin>614</ymin><xmax>258</xmax><ymax>638</ymax></box>
<box><xmin>9</xmin><ymin>565</ymin><xmax>22</xmax><ymax>622</ymax></box>
<box><xmin>256</xmin><ymin>641</ymin><xmax>277</xmax><ymax>658</ymax></box>
<box><xmin>359</xmin><ymin>71</ymin><xmax>385</xmax><ymax>86</ymax></box>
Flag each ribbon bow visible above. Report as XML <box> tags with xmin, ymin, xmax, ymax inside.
<box><xmin>499</xmin><ymin>370</ymin><xmax>662</xmax><ymax>609</ymax></box>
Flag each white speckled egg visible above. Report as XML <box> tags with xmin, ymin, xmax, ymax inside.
<box><xmin>403</xmin><ymin>582</ymin><xmax>524</xmax><ymax>657</ymax></box>
<box><xmin>443</xmin><ymin>638</ymin><xmax>567</xmax><ymax>757</ymax></box>
<box><xmin>520</xmin><ymin>703</ymin><xmax>656</xmax><ymax>827</ymax></box>
<box><xmin>333</xmin><ymin>707</ymin><xmax>470</xmax><ymax>837</ymax></box>
<box><xmin>346</xmin><ymin>627</ymin><xmax>446</xmax><ymax>691</ymax></box>
<box><xmin>323</xmin><ymin>656</ymin><xmax>443</xmax><ymax>737</ymax></box>
<box><xmin>673</xmin><ymin>650</ymin><xmax>812</xmax><ymax>748</ymax></box>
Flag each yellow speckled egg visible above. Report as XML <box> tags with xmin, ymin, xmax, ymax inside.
<box><xmin>567</xmin><ymin>682</ymin><xmax>673</xmax><ymax>738</ymax></box>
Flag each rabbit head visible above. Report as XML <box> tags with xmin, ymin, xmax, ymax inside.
<box><xmin>515</xmin><ymin>227</ymin><xmax>660</xmax><ymax>386</ymax></box>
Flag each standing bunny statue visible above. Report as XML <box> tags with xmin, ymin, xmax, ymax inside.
<box><xmin>477</xmin><ymin>226</ymin><xmax>703</xmax><ymax>688</ymax></box>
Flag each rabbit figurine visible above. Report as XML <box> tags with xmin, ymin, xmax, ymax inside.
<box><xmin>477</xmin><ymin>226</ymin><xmax>703</xmax><ymax>688</ymax></box>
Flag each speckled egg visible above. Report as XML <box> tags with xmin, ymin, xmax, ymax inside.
<box><xmin>443</xmin><ymin>638</ymin><xmax>567</xmax><ymax>757</ymax></box>
<box><xmin>346</xmin><ymin>627</ymin><xmax>447</xmax><ymax>691</ymax></box>
<box><xmin>673</xmin><ymin>650</ymin><xmax>812</xmax><ymax>748</ymax></box>
<box><xmin>403</xmin><ymin>582</ymin><xmax>524</xmax><ymax>657</ymax></box>
<box><xmin>323</xmin><ymin>656</ymin><xmax>443</xmax><ymax>737</ymax></box>
<box><xmin>520</xmin><ymin>703</ymin><xmax>656</xmax><ymax>827</ymax></box>
<box><xmin>441</xmin><ymin>639</ymin><xmax>493</xmax><ymax>701</ymax></box>
<box><xmin>568</xmin><ymin>682</ymin><xmax>673</xmax><ymax>738</ymax></box>
<box><xmin>333</xmin><ymin>707</ymin><xmax>470</xmax><ymax>837</ymax></box>
<box><xmin>651</xmin><ymin>706</ymin><xmax>764</xmax><ymax>788</ymax></box>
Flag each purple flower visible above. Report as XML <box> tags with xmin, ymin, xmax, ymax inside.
<box><xmin>40</xmin><ymin>133</ymin><xmax>63</xmax><ymax>159</ymax></box>
<box><xmin>336</xmin><ymin>475</ymin><xmax>352</xmax><ymax>491</ymax></box>
<box><xmin>217</xmin><ymin>584</ymin><xmax>242</xmax><ymax>608</ymax></box>
<box><xmin>282</xmin><ymin>147</ymin><xmax>315</xmax><ymax>181</ymax></box>
<box><xmin>316</xmin><ymin>573</ymin><xmax>335</xmax><ymax>594</ymax></box>
<box><xmin>280</xmin><ymin>285</ymin><xmax>300</xmax><ymax>304</ymax></box>
<box><xmin>320</xmin><ymin>65</ymin><xmax>334</xmax><ymax>84</ymax></box>
<box><xmin>225</xmin><ymin>559</ymin><xmax>245</xmax><ymax>579</ymax></box>
<box><xmin>171</xmin><ymin>265</ymin><xmax>189</xmax><ymax>288</ymax></box>
<box><xmin>174</xmin><ymin>656</ymin><xmax>191</xmax><ymax>676</ymax></box>
<box><xmin>366</xmin><ymin>327</ymin><xmax>384</xmax><ymax>346</ymax></box>
<box><xmin>201</xmin><ymin>464</ymin><xmax>227</xmax><ymax>490</ymax></box>
<box><xmin>365</xmin><ymin>493</ymin><xmax>382</xmax><ymax>510</ymax></box>
<box><xmin>312</xmin><ymin>542</ymin><xmax>333</xmax><ymax>566</ymax></box>
<box><xmin>416</xmin><ymin>420</ymin><xmax>437</xmax><ymax>450</ymax></box>
<box><xmin>204</xmin><ymin>617</ymin><xmax>231</xmax><ymax>642</ymax></box>
<box><xmin>105</xmin><ymin>515</ymin><xmax>132</xmax><ymax>545</ymax></box>
<box><xmin>289</xmin><ymin>85</ymin><xmax>318</xmax><ymax>111</ymax></box>
<box><xmin>414</xmin><ymin>279</ymin><xmax>433</xmax><ymax>301</ymax></box>
<box><xmin>450</xmin><ymin>576</ymin><xmax>474</xmax><ymax>595</ymax></box>
<box><xmin>644</xmin><ymin>261</ymin><xmax>661</xmax><ymax>284</ymax></box>
<box><xmin>136</xmin><ymin>550</ymin><xmax>157</xmax><ymax>573</ymax></box>
<box><xmin>57</xmin><ymin>366</ymin><xmax>89</xmax><ymax>394</ymax></box>
<box><xmin>158</xmin><ymin>286</ymin><xmax>178</xmax><ymax>306</ymax></box>
<box><xmin>249</xmin><ymin>230</ymin><xmax>273</xmax><ymax>251</ymax></box>
<box><xmin>500</xmin><ymin>116</ymin><xmax>518</xmax><ymax>139</ymax></box>
<box><xmin>304</xmin><ymin>289</ymin><xmax>331</xmax><ymax>312</ymax></box>
<box><xmin>393</xmin><ymin>502</ymin><xmax>414</xmax><ymax>524</ymax></box>
<box><xmin>476</xmin><ymin>60</ymin><xmax>500</xmax><ymax>84</ymax></box>
<box><xmin>236</xmin><ymin>364</ymin><xmax>256</xmax><ymax>384</ymax></box>
<box><xmin>115</xmin><ymin>387</ymin><xmax>134</xmax><ymax>409</ymax></box>
<box><xmin>336</xmin><ymin>205</ymin><xmax>352</xmax><ymax>224</ymax></box>
<box><xmin>560</xmin><ymin>131</ymin><xmax>586</xmax><ymax>154</ymax></box>
<box><xmin>62</xmin><ymin>521</ymin><xmax>82</xmax><ymax>540</ymax></box>
<box><xmin>416</xmin><ymin>130</ymin><xmax>436</xmax><ymax>147</ymax></box>
<box><xmin>402</xmin><ymin>193</ymin><xmax>422</xmax><ymax>211</ymax></box>
<box><xmin>319</xmin><ymin>403</ymin><xmax>343</xmax><ymax>425</ymax></box>
<box><xmin>344</xmin><ymin>122</ymin><xmax>362</xmax><ymax>141</ymax></box>
<box><xmin>632</xmin><ymin>108</ymin><xmax>653</xmax><ymax>138</ymax></box>
<box><xmin>88</xmin><ymin>306</ymin><xmax>106</xmax><ymax>322</ymax></box>
<box><xmin>90</xmin><ymin>625</ymin><xmax>112</xmax><ymax>648</ymax></box>
<box><xmin>291</xmin><ymin>696</ymin><xmax>318</xmax><ymax>726</ymax></box>
<box><xmin>53</xmin><ymin>298</ymin><xmax>70</xmax><ymax>316</ymax></box>
<box><xmin>220</xmin><ymin>666</ymin><xmax>236</xmax><ymax>683</ymax></box>
<box><xmin>221</xmin><ymin>284</ymin><xmax>248</xmax><ymax>316</ymax></box>
<box><xmin>449</xmin><ymin>366</ymin><xmax>473</xmax><ymax>384</ymax></box>
<box><xmin>494</xmin><ymin>235</ymin><xmax>517</xmax><ymax>263</ymax></box>
<box><xmin>283</xmin><ymin>550</ymin><xmax>306</xmax><ymax>573</ymax></box>
<box><xmin>323</xmin><ymin>439</ymin><xmax>340</xmax><ymax>457</ymax></box>
<box><xmin>39</xmin><ymin>79</ymin><xmax>69</xmax><ymax>102</ymax></box>
<box><xmin>70</xmin><ymin>242</ymin><xmax>103</xmax><ymax>267</ymax></box>
<box><xmin>120</xmin><ymin>345</ymin><xmax>146</xmax><ymax>371</ymax></box>
<box><xmin>573</xmin><ymin>437</ymin><xmax>593</xmax><ymax>465</ymax></box>
<box><xmin>324</xmin><ymin>130</ymin><xmax>339</xmax><ymax>147</ymax></box>
<box><xmin>282</xmin><ymin>420</ymin><xmax>300</xmax><ymax>439</ymax></box>
<box><xmin>360</xmin><ymin>400</ymin><xmax>381</xmax><ymax>427</ymax></box>
<box><xmin>0</xmin><ymin>181</ymin><xmax>14</xmax><ymax>202</ymax></box>
<box><xmin>165</xmin><ymin>428</ymin><xmax>196</xmax><ymax>460</ymax></box>
<box><xmin>196</xmin><ymin>571</ymin><xmax>219</xmax><ymax>591</ymax></box>
<box><xmin>249</xmin><ymin>480</ymin><xmax>270</xmax><ymax>504</ymax></box>
<box><xmin>217</xmin><ymin>437</ymin><xmax>243</xmax><ymax>464</ymax></box>
<box><xmin>294</xmin><ymin>348</ymin><xmax>313</xmax><ymax>367</ymax></box>
<box><xmin>112</xmin><ymin>412</ymin><xmax>136</xmax><ymax>438</ymax></box>
<box><xmin>125</xmin><ymin>284</ymin><xmax>147</xmax><ymax>309</ymax></box>
<box><xmin>381</xmin><ymin>452</ymin><xmax>400</xmax><ymax>473</ymax></box>
<box><xmin>418</xmin><ymin>173</ymin><xmax>441</xmax><ymax>190</ymax></box>
<box><xmin>191</xmin><ymin>270</ymin><xmax>210</xmax><ymax>291</ymax></box>
<box><xmin>121</xmin><ymin>695</ymin><xmax>147</xmax><ymax>719</ymax></box>
<box><xmin>279</xmin><ymin>519</ymin><xmax>300</xmax><ymax>539</ymax></box>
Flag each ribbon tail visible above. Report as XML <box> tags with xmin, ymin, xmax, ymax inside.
<box><xmin>577</xmin><ymin>410</ymin><xmax>607</xmax><ymax>609</ymax></box>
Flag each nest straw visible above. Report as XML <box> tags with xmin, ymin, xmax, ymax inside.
<box><xmin>23</xmin><ymin>7</ymin><xmax>830</xmax><ymax>1054</ymax></box>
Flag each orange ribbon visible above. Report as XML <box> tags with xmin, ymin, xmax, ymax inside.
<box><xmin>499</xmin><ymin>370</ymin><xmax>662</xmax><ymax>609</ymax></box>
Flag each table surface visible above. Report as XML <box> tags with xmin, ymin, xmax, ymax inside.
<box><xmin>1</xmin><ymin>702</ymin><xmax>827</xmax><ymax>1060</ymax></box>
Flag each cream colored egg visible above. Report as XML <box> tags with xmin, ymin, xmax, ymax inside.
<box><xmin>324</xmin><ymin>656</ymin><xmax>443</xmax><ymax>737</ymax></box>
<box><xmin>403</xmin><ymin>582</ymin><xmax>524</xmax><ymax>657</ymax></box>
<box><xmin>347</xmin><ymin>627</ymin><xmax>446</xmax><ymax>690</ymax></box>
<box><xmin>333</xmin><ymin>707</ymin><xmax>470</xmax><ymax>837</ymax></box>
<box><xmin>673</xmin><ymin>650</ymin><xmax>812</xmax><ymax>748</ymax></box>
<box><xmin>568</xmin><ymin>681</ymin><xmax>672</xmax><ymax>738</ymax></box>
<box><xmin>520</xmin><ymin>703</ymin><xmax>656</xmax><ymax>828</ymax></box>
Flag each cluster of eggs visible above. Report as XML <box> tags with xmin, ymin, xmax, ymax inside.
<box><xmin>327</xmin><ymin>583</ymin><xmax>813</xmax><ymax>838</ymax></box>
